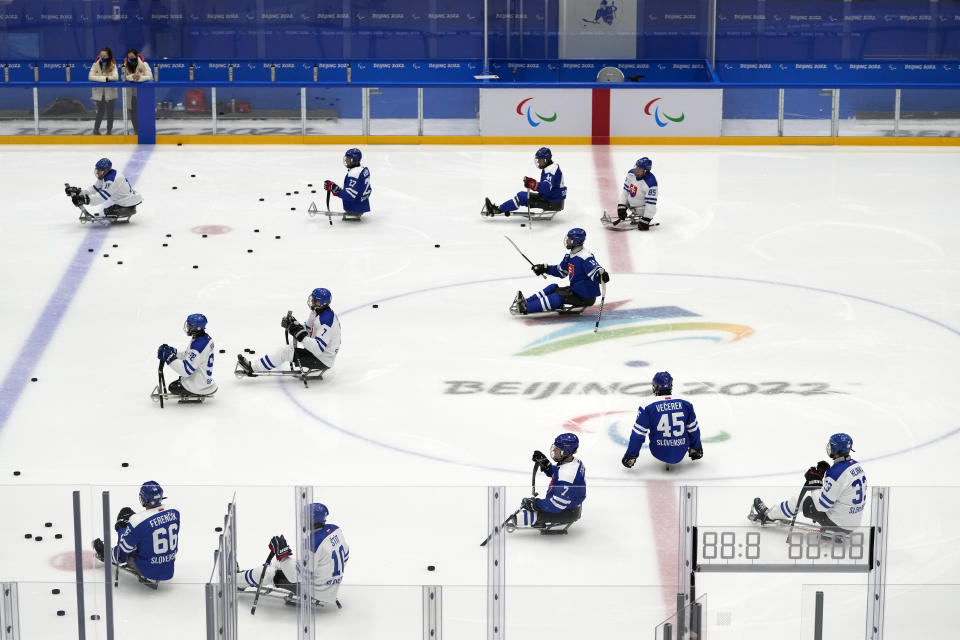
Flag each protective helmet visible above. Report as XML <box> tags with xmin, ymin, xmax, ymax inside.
<box><xmin>311</xmin><ymin>503</ymin><xmax>329</xmax><ymax>527</ymax></box>
<box><xmin>184</xmin><ymin>313</ymin><xmax>208</xmax><ymax>336</ymax></box>
<box><xmin>552</xmin><ymin>433</ymin><xmax>579</xmax><ymax>460</ymax></box>
<box><xmin>139</xmin><ymin>481</ymin><xmax>164</xmax><ymax>508</ymax></box>
<box><xmin>635</xmin><ymin>157</ymin><xmax>652</xmax><ymax>172</ymax></box>
<box><xmin>308</xmin><ymin>287</ymin><xmax>332</xmax><ymax>312</ymax></box>
<box><xmin>95</xmin><ymin>158</ymin><xmax>112</xmax><ymax>172</ymax></box>
<box><xmin>827</xmin><ymin>433</ymin><xmax>854</xmax><ymax>457</ymax></box>
<box><xmin>535</xmin><ymin>147</ymin><xmax>552</xmax><ymax>161</ymax></box>
<box><xmin>344</xmin><ymin>148</ymin><xmax>362</xmax><ymax>168</ymax></box>
<box><xmin>566</xmin><ymin>228</ymin><xmax>586</xmax><ymax>249</ymax></box>
<box><xmin>652</xmin><ymin>371</ymin><xmax>673</xmax><ymax>395</ymax></box>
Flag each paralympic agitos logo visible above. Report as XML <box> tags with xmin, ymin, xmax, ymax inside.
<box><xmin>645</xmin><ymin>97</ymin><xmax>685</xmax><ymax>127</ymax></box>
<box><xmin>516</xmin><ymin>97</ymin><xmax>558</xmax><ymax>127</ymax></box>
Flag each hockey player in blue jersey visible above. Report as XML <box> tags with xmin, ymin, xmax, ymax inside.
<box><xmin>484</xmin><ymin>147</ymin><xmax>566</xmax><ymax>217</ymax></box>
<box><xmin>92</xmin><ymin>481</ymin><xmax>180</xmax><ymax>584</ymax></box>
<box><xmin>324</xmin><ymin>148</ymin><xmax>371</xmax><ymax>216</ymax></box>
<box><xmin>507</xmin><ymin>433</ymin><xmax>586</xmax><ymax>534</ymax></box>
<box><xmin>511</xmin><ymin>228</ymin><xmax>609</xmax><ymax>315</ymax></box>
<box><xmin>622</xmin><ymin>371</ymin><xmax>704</xmax><ymax>467</ymax></box>
<box><xmin>157</xmin><ymin>313</ymin><xmax>217</xmax><ymax>397</ymax></box>
<box><xmin>751</xmin><ymin>433</ymin><xmax>868</xmax><ymax>531</ymax></box>
<box><xmin>236</xmin><ymin>288</ymin><xmax>341</xmax><ymax>377</ymax></box>
<box><xmin>238</xmin><ymin>503</ymin><xmax>348</xmax><ymax>608</ymax></box>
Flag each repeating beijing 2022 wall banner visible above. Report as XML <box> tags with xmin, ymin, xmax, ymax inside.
<box><xmin>558</xmin><ymin>0</ymin><xmax>638</xmax><ymax>59</ymax></box>
<box><xmin>479</xmin><ymin>89</ymin><xmax>593</xmax><ymax>137</ymax></box>
<box><xmin>610</xmin><ymin>89</ymin><xmax>722</xmax><ymax>137</ymax></box>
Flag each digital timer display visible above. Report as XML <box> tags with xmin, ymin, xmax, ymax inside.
<box><xmin>695</xmin><ymin>526</ymin><xmax>872</xmax><ymax>573</ymax></box>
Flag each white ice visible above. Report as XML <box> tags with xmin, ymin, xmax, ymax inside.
<box><xmin>1</xmin><ymin>144</ymin><xmax>959</xmax><ymax>639</ymax></box>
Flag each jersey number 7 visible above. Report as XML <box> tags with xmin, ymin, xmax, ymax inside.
<box><xmin>656</xmin><ymin>412</ymin><xmax>685</xmax><ymax>438</ymax></box>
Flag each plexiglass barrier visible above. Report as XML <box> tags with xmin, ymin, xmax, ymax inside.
<box><xmin>656</xmin><ymin>593</ymin><xmax>707</xmax><ymax>640</ymax></box>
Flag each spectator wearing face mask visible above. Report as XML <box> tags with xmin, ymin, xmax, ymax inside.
<box><xmin>121</xmin><ymin>49</ymin><xmax>152</xmax><ymax>134</ymax></box>
<box><xmin>88</xmin><ymin>46</ymin><xmax>119</xmax><ymax>135</ymax></box>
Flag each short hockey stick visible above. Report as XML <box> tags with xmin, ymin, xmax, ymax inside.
<box><xmin>525</xmin><ymin>188</ymin><xmax>532</xmax><ymax>230</ymax></box>
<box><xmin>594</xmin><ymin>279</ymin><xmax>607</xmax><ymax>333</ymax></box>
<box><xmin>480</xmin><ymin>462</ymin><xmax>539</xmax><ymax>546</ymax></box>
<box><xmin>157</xmin><ymin>361</ymin><xmax>166</xmax><ymax>409</ymax></box>
<box><xmin>284</xmin><ymin>310</ymin><xmax>292</xmax><ymax>346</ymax></box>
<box><xmin>325</xmin><ymin>190</ymin><xmax>332</xmax><ymax>226</ymax></box>
<box><xmin>788</xmin><ymin>485</ymin><xmax>813</xmax><ymax>531</ymax></box>
<box><xmin>250</xmin><ymin>550</ymin><xmax>275</xmax><ymax>615</ymax></box>
<box><xmin>504</xmin><ymin>236</ymin><xmax>546</xmax><ymax>279</ymax></box>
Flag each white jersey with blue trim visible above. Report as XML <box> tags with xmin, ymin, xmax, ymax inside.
<box><xmin>167</xmin><ymin>334</ymin><xmax>217</xmax><ymax>395</ymax></box>
<box><xmin>814</xmin><ymin>458</ymin><xmax>868</xmax><ymax>529</ymax></box>
<box><xmin>82</xmin><ymin>169</ymin><xmax>142</xmax><ymax>208</ymax></box>
<box><xmin>310</xmin><ymin>524</ymin><xmax>349</xmax><ymax>595</ymax></box>
<box><xmin>113</xmin><ymin>504</ymin><xmax>180</xmax><ymax>581</ymax></box>
<box><xmin>618</xmin><ymin>171</ymin><xmax>657</xmax><ymax>218</ymax></box>
<box><xmin>300</xmin><ymin>308</ymin><xmax>341</xmax><ymax>368</ymax></box>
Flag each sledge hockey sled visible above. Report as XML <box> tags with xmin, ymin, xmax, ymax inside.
<box><xmin>150</xmin><ymin>385</ymin><xmax>214</xmax><ymax>405</ymax></box>
<box><xmin>119</xmin><ymin>563</ymin><xmax>160</xmax><ymax>590</ymax></box>
<box><xmin>508</xmin><ymin>506</ymin><xmax>582</xmax><ymax>537</ymax></box>
<box><xmin>747</xmin><ymin>507</ymin><xmax>853</xmax><ymax>544</ymax></box>
<box><xmin>234</xmin><ymin>359</ymin><xmax>326</xmax><ymax>389</ymax></box>
<box><xmin>481</xmin><ymin>205</ymin><xmax>562</xmax><ymax>222</ymax></box>
<box><xmin>308</xmin><ymin>201</ymin><xmax>364</xmax><ymax>223</ymax></box>
<box><xmin>238</xmin><ymin>585</ymin><xmax>341</xmax><ymax>609</ymax></box>
<box><xmin>76</xmin><ymin>205</ymin><xmax>135</xmax><ymax>225</ymax></box>
<box><xmin>600</xmin><ymin>209</ymin><xmax>658</xmax><ymax>231</ymax></box>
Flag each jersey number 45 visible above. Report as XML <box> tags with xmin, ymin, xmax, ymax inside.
<box><xmin>656</xmin><ymin>412</ymin><xmax>685</xmax><ymax>438</ymax></box>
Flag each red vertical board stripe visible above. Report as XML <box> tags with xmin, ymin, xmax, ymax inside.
<box><xmin>591</xmin><ymin>88</ymin><xmax>611</xmax><ymax>145</ymax></box>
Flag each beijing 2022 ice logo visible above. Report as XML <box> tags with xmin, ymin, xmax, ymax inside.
<box><xmin>645</xmin><ymin>97</ymin><xmax>685</xmax><ymax>128</ymax></box>
<box><xmin>516</xmin><ymin>98</ymin><xmax>558</xmax><ymax>127</ymax></box>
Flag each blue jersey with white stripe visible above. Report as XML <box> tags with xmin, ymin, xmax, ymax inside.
<box><xmin>546</xmin><ymin>247</ymin><xmax>604</xmax><ymax>298</ymax></box>
<box><xmin>536</xmin><ymin>457</ymin><xmax>586</xmax><ymax>514</ymax></box>
<box><xmin>536</xmin><ymin>163</ymin><xmax>566</xmax><ymax>202</ymax></box>
<box><xmin>626</xmin><ymin>395</ymin><xmax>702</xmax><ymax>464</ymax></box>
<box><xmin>815</xmin><ymin>458</ymin><xmax>868</xmax><ymax>528</ymax></box>
<box><xmin>113</xmin><ymin>505</ymin><xmax>180</xmax><ymax>581</ymax></box>
<box><xmin>339</xmin><ymin>166</ymin><xmax>371</xmax><ymax>213</ymax></box>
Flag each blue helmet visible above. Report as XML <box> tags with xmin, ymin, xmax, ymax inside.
<box><xmin>635</xmin><ymin>157</ymin><xmax>652</xmax><ymax>172</ymax></box>
<box><xmin>184</xmin><ymin>313</ymin><xmax>207</xmax><ymax>336</ymax></box>
<box><xmin>95</xmin><ymin>157</ymin><xmax>112</xmax><ymax>172</ymax></box>
<box><xmin>827</xmin><ymin>433</ymin><xmax>854</xmax><ymax>457</ymax></box>
<box><xmin>535</xmin><ymin>147</ymin><xmax>552</xmax><ymax>161</ymax></box>
<box><xmin>344</xmin><ymin>148</ymin><xmax>362</xmax><ymax>168</ymax></box>
<box><xmin>652</xmin><ymin>371</ymin><xmax>673</xmax><ymax>394</ymax></box>
<box><xmin>311</xmin><ymin>503</ymin><xmax>329</xmax><ymax>527</ymax></box>
<box><xmin>552</xmin><ymin>433</ymin><xmax>579</xmax><ymax>459</ymax></box>
<box><xmin>139</xmin><ymin>481</ymin><xmax>164</xmax><ymax>507</ymax></box>
<box><xmin>308</xmin><ymin>287</ymin><xmax>331</xmax><ymax>311</ymax></box>
<box><xmin>565</xmin><ymin>227</ymin><xmax>586</xmax><ymax>249</ymax></box>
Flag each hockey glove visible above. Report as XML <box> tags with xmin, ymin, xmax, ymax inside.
<box><xmin>114</xmin><ymin>506</ymin><xmax>135</xmax><ymax>532</ymax></box>
<box><xmin>520</xmin><ymin>497</ymin><xmax>539</xmax><ymax>512</ymax></box>
<box><xmin>617</xmin><ymin>204</ymin><xmax>628</xmax><ymax>220</ymax></box>
<box><xmin>323</xmin><ymin>180</ymin><xmax>341</xmax><ymax>196</ymax></box>
<box><xmin>689</xmin><ymin>447</ymin><xmax>704</xmax><ymax>461</ymax></box>
<box><xmin>286</xmin><ymin>321</ymin><xmax>309</xmax><ymax>342</ymax></box>
<box><xmin>531</xmin><ymin>264</ymin><xmax>548</xmax><ymax>276</ymax></box>
<box><xmin>65</xmin><ymin>184</ymin><xmax>81</xmax><ymax>197</ymax></box>
<box><xmin>622</xmin><ymin>454</ymin><xmax>637</xmax><ymax>468</ymax></box>
<box><xmin>280</xmin><ymin>312</ymin><xmax>296</xmax><ymax>330</ymax></box>
<box><xmin>532</xmin><ymin>450</ymin><xmax>551</xmax><ymax>475</ymax></box>
<box><xmin>598</xmin><ymin>270</ymin><xmax>611</xmax><ymax>284</ymax></box>
<box><xmin>269</xmin><ymin>535</ymin><xmax>292</xmax><ymax>561</ymax></box>
<box><xmin>523</xmin><ymin>176</ymin><xmax>539</xmax><ymax>191</ymax></box>
<box><xmin>71</xmin><ymin>193</ymin><xmax>90</xmax><ymax>207</ymax></box>
<box><xmin>803</xmin><ymin>460</ymin><xmax>830</xmax><ymax>487</ymax></box>
<box><xmin>157</xmin><ymin>344</ymin><xmax>177</xmax><ymax>363</ymax></box>
<box><xmin>92</xmin><ymin>538</ymin><xmax>105</xmax><ymax>562</ymax></box>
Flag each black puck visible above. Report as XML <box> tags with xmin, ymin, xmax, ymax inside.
<box><xmin>294</xmin><ymin>190</ymin><xmax>299</xmax><ymax>194</ymax></box>
<box><xmin>248</xmin><ymin>349</ymin><xmax>255</xmax><ymax>354</ymax></box>
<box><xmin>254</xmin><ymin>229</ymin><xmax>260</xmax><ymax>233</ymax></box>
<box><xmin>434</xmin><ymin>244</ymin><xmax>440</xmax><ymax>248</ymax></box>
<box><xmin>45</xmin><ymin>522</ymin><xmax>52</xmax><ymax>528</ymax></box>
<box><xmin>87</xmin><ymin>248</ymin><xmax>93</xmax><ymax>252</ymax></box>
<box><xmin>307</xmin><ymin>183</ymin><xmax>313</xmax><ymax>187</ymax></box>
<box><xmin>24</xmin><ymin>533</ymin><xmax>31</xmax><ymax>539</ymax></box>
<box><xmin>52</xmin><ymin>588</ymin><xmax>60</xmax><ymax>594</ymax></box>
<box><xmin>520</xmin><ymin>223</ymin><xmax>526</xmax><ymax>227</ymax></box>
<box><xmin>286</xmin><ymin>192</ymin><xmax>291</xmax><ymax>196</ymax></box>
<box><xmin>55</xmin><ymin>533</ymin><xmax>62</xmax><ymax>539</ymax></box>
<box><xmin>172</xmin><ymin>186</ymin><xmax>177</xmax><ymax>190</ymax></box>
<box><xmin>30</xmin><ymin>377</ymin><xmax>37</xmax><ymax>382</ymax></box>
<box><xmin>103</xmin><ymin>254</ymin><xmax>109</xmax><ymax>258</ymax></box>
<box><xmin>177</xmin><ymin>142</ymin><xmax>182</xmax><ymax>147</ymax></box>
<box><xmin>259</xmin><ymin>198</ymin><xmax>264</xmax><ymax>201</ymax></box>
<box><xmin>191</xmin><ymin>174</ymin><xmax>196</xmax><ymax>178</ymax></box>
<box><xmin>275</xmin><ymin>235</ymin><xmax>280</xmax><ymax>239</ymax></box>
<box><xmin>202</xmin><ymin>234</ymin><xmax>207</xmax><ymax>238</ymax></box>
<box><xmin>162</xmin><ymin>243</ymin><xmax>168</xmax><ymax>247</ymax></box>
<box><xmin>57</xmin><ymin>610</ymin><xmax>65</xmax><ymax>616</ymax></box>
<box><xmin>166</xmin><ymin>234</ymin><xmax>171</xmax><ymax>237</ymax></box>
<box><xmin>112</xmin><ymin>244</ymin><xmax>118</xmax><ymax>248</ymax></box>
<box><xmin>121</xmin><ymin>462</ymin><xmax>129</xmax><ymax>467</ymax></box>
<box><xmin>505</xmin><ymin>212</ymin><xmax>511</xmax><ymax>217</ymax></box>
<box><xmin>215</xmin><ymin>526</ymin><xmax>222</xmax><ymax>532</ymax></box>
<box><xmin>218</xmin><ymin>349</ymin><xmax>225</xmax><ymax>354</ymax></box>
<box><xmin>247</xmin><ymin>249</ymin><xmax>253</xmax><ymax>253</ymax></box>
<box><xmin>311</xmin><ymin>190</ymin><xmax>316</xmax><ymax>194</ymax></box>
<box><xmin>290</xmin><ymin>207</ymin><xmax>296</xmax><ymax>211</ymax></box>
<box><xmin>91</xmin><ymin>614</ymin><xmax>100</xmax><ymax>620</ymax></box>
<box><xmin>117</xmin><ymin>261</ymin><xmax>123</xmax><ymax>265</ymax></box>
<box><xmin>372</xmin><ymin>304</ymin><xmax>378</xmax><ymax>308</ymax></box>
<box><xmin>13</xmin><ymin>471</ymin><xmax>20</xmax><ymax>476</ymax></box>
<box><xmin>35</xmin><ymin>535</ymin><xmax>42</xmax><ymax>541</ymax></box>
<box><xmin>427</xmin><ymin>565</ymin><xmax>435</xmax><ymax>571</ymax></box>
<box><xmin>193</xmin><ymin>265</ymin><xmax>198</xmax><ymax>269</ymax></box>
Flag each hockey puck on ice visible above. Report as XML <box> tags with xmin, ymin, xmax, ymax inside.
<box><xmin>52</xmin><ymin>588</ymin><xmax>60</xmax><ymax>594</ymax></box>
<box><xmin>275</xmin><ymin>235</ymin><xmax>281</xmax><ymax>239</ymax></box>
<box><xmin>247</xmin><ymin>249</ymin><xmax>253</xmax><ymax>253</ymax></box>
<box><xmin>35</xmin><ymin>536</ymin><xmax>42</xmax><ymax>541</ymax></box>
<box><xmin>87</xmin><ymin>248</ymin><xmax>93</xmax><ymax>252</ymax></box>
<box><xmin>172</xmin><ymin>186</ymin><xmax>177</xmax><ymax>190</ymax></box>
<box><xmin>193</xmin><ymin>265</ymin><xmax>199</xmax><ymax>269</ymax></box>
<box><xmin>311</xmin><ymin>190</ymin><xmax>316</xmax><ymax>194</ymax></box>
<box><xmin>202</xmin><ymin>234</ymin><xmax>208</xmax><ymax>238</ymax></box>
<box><xmin>117</xmin><ymin>261</ymin><xmax>123</xmax><ymax>265</ymax></box>
<box><xmin>372</xmin><ymin>304</ymin><xmax>378</xmax><ymax>308</ymax></box>
<box><xmin>219</xmin><ymin>349</ymin><xmax>225</xmax><ymax>354</ymax></box>
<box><xmin>259</xmin><ymin>198</ymin><xmax>264</xmax><ymax>201</ymax></box>
<box><xmin>24</xmin><ymin>533</ymin><xmax>31</xmax><ymax>539</ymax></box>
<box><xmin>177</xmin><ymin>142</ymin><xmax>182</xmax><ymax>147</ymax></box>
<box><xmin>290</xmin><ymin>207</ymin><xmax>296</xmax><ymax>211</ymax></box>
<box><xmin>91</xmin><ymin>614</ymin><xmax>100</xmax><ymax>621</ymax></box>
<box><xmin>103</xmin><ymin>254</ymin><xmax>109</xmax><ymax>258</ymax></box>
<box><xmin>162</xmin><ymin>243</ymin><xmax>168</xmax><ymax>247</ymax></box>
<box><xmin>294</xmin><ymin>190</ymin><xmax>299</xmax><ymax>194</ymax></box>
<box><xmin>55</xmin><ymin>533</ymin><xmax>62</xmax><ymax>539</ymax></box>
<box><xmin>254</xmin><ymin>229</ymin><xmax>260</xmax><ymax>232</ymax></box>
<box><xmin>121</xmin><ymin>462</ymin><xmax>129</xmax><ymax>467</ymax></box>
<box><xmin>285</xmin><ymin>192</ymin><xmax>291</xmax><ymax>196</ymax></box>
<box><xmin>191</xmin><ymin>174</ymin><xmax>196</xmax><ymax>178</ymax></box>
<box><xmin>57</xmin><ymin>610</ymin><xmax>65</xmax><ymax>616</ymax></box>
<box><xmin>427</xmin><ymin>565</ymin><xmax>435</xmax><ymax>571</ymax></box>
<box><xmin>13</xmin><ymin>471</ymin><xmax>20</xmax><ymax>476</ymax></box>
<box><xmin>520</xmin><ymin>223</ymin><xmax>526</xmax><ymax>227</ymax></box>
<box><xmin>30</xmin><ymin>378</ymin><xmax>37</xmax><ymax>382</ymax></box>
<box><xmin>434</xmin><ymin>244</ymin><xmax>440</xmax><ymax>248</ymax></box>
<box><xmin>166</xmin><ymin>234</ymin><xmax>172</xmax><ymax>237</ymax></box>
<box><xmin>215</xmin><ymin>526</ymin><xmax>222</xmax><ymax>532</ymax></box>
<box><xmin>45</xmin><ymin>522</ymin><xmax>52</xmax><ymax>528</ymax></box>
<box><xmin>112</xmin><ymin>244</ymin><xmax>118</xmax><ymax>248</ymax></box>
<box><xmin>307</xmin><ymin>183</ymin><xmax>313</xmax><ymax>187</ymax></box>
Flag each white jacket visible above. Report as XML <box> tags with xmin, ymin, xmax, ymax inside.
<box><xmin>121</xmin><ymin>57</ymin><xmax>153</xmax><ymax>83</ymax></box>
<box><xmin>88</xmin><ymin>59</ymin><xmax>119</xmax><ymax>102</ymax></box>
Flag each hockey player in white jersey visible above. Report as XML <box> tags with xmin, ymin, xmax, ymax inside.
<box><xmin>238</xmin><ymin>503</ymin><xmax>348</xmax><ymax>608</ymax></box>
<box><xmin>751</xmin><ymin>433</ymin><xmax>868</xmax><ymax>530</ymax></box>
<box><xmin>236</xmin><ymin>288</ymin><xmax>341</xmax><ymax>377</ymax></box>
<box><xmin>65</xmin><ymin>157</ymin><xmax>142</xmax><ymax>223</ymax></box>
<box><xmin>92</xmin><ymin>481</ymin><xmax>180</xmax><ymax>584</ymax></box>
<box><xmin>604</xmin><ymin>156</ymin><xmax>657</xmax><ymax>230</ymax></box>
<box><xmin>157</xmin><ymin>313</ymin><xmax>217</xmax><ymax>397</ymax></box>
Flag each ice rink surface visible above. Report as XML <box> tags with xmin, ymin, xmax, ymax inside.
<box><xmin>1</xmin><ymin>144</ymin><xmax>959</xmax><ymax>638</ymax></box>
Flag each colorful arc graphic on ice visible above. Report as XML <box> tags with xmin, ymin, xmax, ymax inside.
<box><xmin>516</xmin><ymin>97</ymin><xmax>558</xmax><ymax>127</ymax></box>
<box><xmin>644</xmin><ymin>98</ymin><xmax>685</xmax><ymax>128</ymax></box>
<box><xmin>514</xmin><ymin>322</ymin><xmax>754</xmax><ymax>356</ymax></box>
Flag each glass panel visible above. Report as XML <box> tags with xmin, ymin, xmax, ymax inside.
<box><xmin>154</xmin><ymin>86</ymin><xmax>212</xmax><ymax>135</ymax></box>
<box><xmin>899</xmin><ymin>89</ymin><xmax>960</xmax><ymax>137</ymax></box>
<box><xmin>369</xmin><ymin>87</ymin><xmax>418</xmax><ymax>135</ymax></box>
<box><xmin>782</xmin><ymin>88</ymin><xmax>832</xmax><ymax>136</ymax></box>
<box><xmin>423</xmin><ymin>87</ymin><xmax>479</xmax><ymax>136</ymax></box>
<box><xmin>213</xmin><ymin>87</ymin><xmax>302</xmax><ymax>136</ymax></box>
<box><xmin>656</xmin><ymin>593</ymin><xmax>707</xmax><ymax>639</ymax></box>
<box><xmin>838</xmin><ymin>89</ymin><xmax>896</xmax><ymax>137</ymax></box>
<box><xmin>0</xmin><ymin>87</ymin><xmax>35</xmax><ymax>135</ymax></box>
<box><xmin>721</xmin><ymin>88</ymin><xmax>779</xmax><ymax>136</ymax></box>
<box><xmin>37</xmin><ymin>87</ymin><xmax>110</xmax><ymax>135</ymax></box>
<box><xmin>305</xmin><ymin>87</ymin><xmax>362</xmax><ymax>136</ymax></box>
